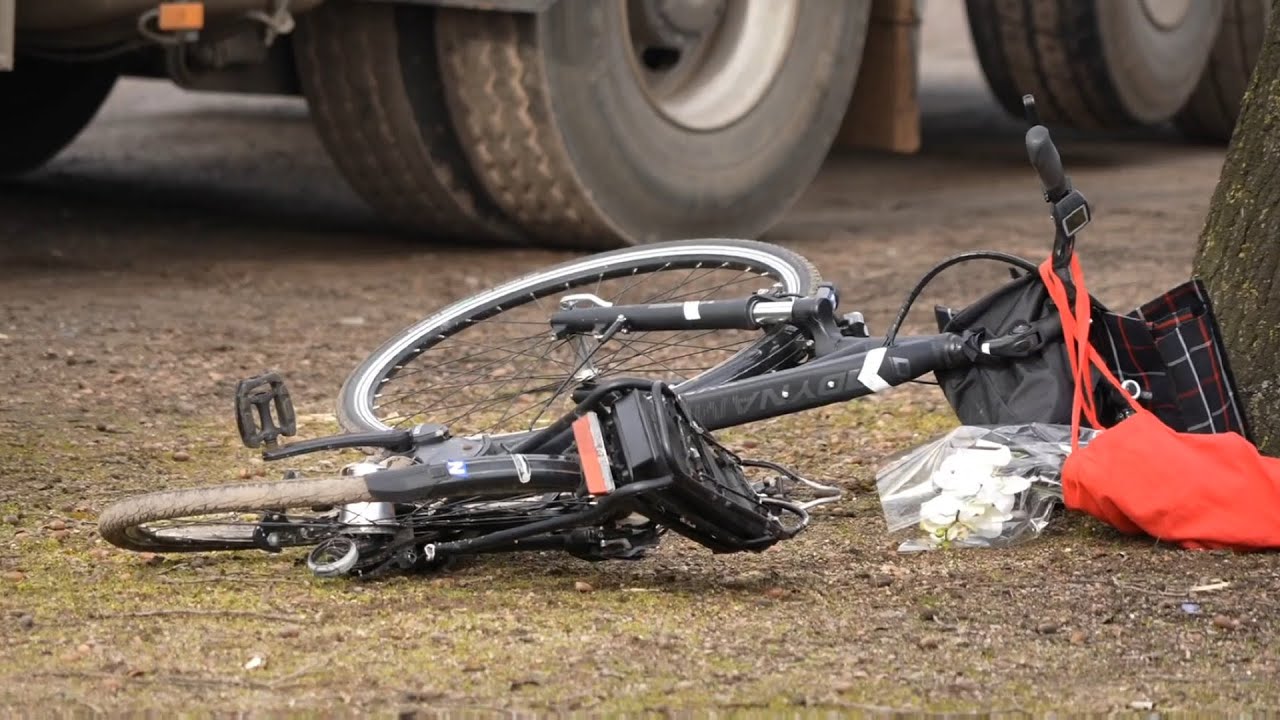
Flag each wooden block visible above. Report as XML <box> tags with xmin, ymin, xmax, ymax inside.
<box><xmin>835</xmin><ymin>0</ymin><xmax>922</xmax><ymax>154</ymax></box>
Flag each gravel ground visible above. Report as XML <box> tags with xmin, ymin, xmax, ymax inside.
<box><xmin>2</xmin><ymin>4</ymin><xmax>1277</xmax><ymax>715</ymax></box>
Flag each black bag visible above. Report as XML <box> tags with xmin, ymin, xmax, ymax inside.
<box><xmin>934</xmin><ymin>272</ymin><xmax>1251</xmax><ymax>439</ymax></box>
<box><xmin>932</xmin><ymin>271</ymin><xmax>1075</xmax><ymax>427</ymax></box>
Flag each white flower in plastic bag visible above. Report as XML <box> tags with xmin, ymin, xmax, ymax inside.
<box><xmin>875</xmin><ymin>424</ymin><xmax>1090</xmax><ymax>552</ymax></box>
<box><xmin>915</xmin><ymin>443</ymin><xmax>1028</xmax><ymax>546</ymax></box>
<box><xmin>931</xmin><ymin>446</ymin><xmax>1012</xmax><ymax>496</ymax></box>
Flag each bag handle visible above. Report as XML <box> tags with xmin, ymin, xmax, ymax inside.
<box><xmin>1038</xmin><ymin>255</ymin><xmax>1143</xmax><ymax>449</ymax></box>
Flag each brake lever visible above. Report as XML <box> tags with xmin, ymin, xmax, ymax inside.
<box><xmin>261</xmin><ymin>429</ymin><xmax>415</xmax><ymax>461</ymax></box>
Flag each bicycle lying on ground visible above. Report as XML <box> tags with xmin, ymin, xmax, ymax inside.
<box><xmin>98</xmin><ymin>97</ymin><xmax>1107</xmax><ymax>579</ymax></box>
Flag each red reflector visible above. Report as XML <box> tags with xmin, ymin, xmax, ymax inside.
<box><xmin>572</xmin><ymin>412</ymin><xmax>615</xmax><ymax>496</ymax></box>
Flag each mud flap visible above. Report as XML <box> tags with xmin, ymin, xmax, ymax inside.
<box><xmin>835</xmin><ymin>0</ymin><xmax>922</xmax><ymax>154</ymax></box>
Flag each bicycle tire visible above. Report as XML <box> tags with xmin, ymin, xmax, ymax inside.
<box><xmin>99</xmin><ymin>456</ymin><xmax>589</xmax><ymax>554</ymax></box>
<box><xmin>98</xmin><ymin>474</ymin><xmax>376</xmax><ymax>553</ymax></box>
<box><xmin>337</xmin><ymin>238</ymin><xmax>821</xmax><ymax>434</ymax></box>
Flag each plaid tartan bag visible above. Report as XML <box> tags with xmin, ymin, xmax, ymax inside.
<box><xmin>935</xmin><ymin>271</ymin><xmax>1251</xmax><ymax>439</ymax></box>
<box><xmin>1092</xmin><ymin>279</ymin><xmax>1250</xmax><ymax>437</ymax></box>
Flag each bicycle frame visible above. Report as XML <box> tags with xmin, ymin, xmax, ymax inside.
<box><xmin>681</xmin><ymin>333</ymin><xmax>966</xmax><ymax>430</ymax></box>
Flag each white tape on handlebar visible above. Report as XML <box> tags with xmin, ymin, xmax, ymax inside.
<box><xmin>858</xmin><ymin>347</ymin><xmax>891</xmax><ymax>393</ymax></box>
<box><xmin>683</xmin><ymin>301</ymin><xmax>701</xmax><ymax>320</ymax></box>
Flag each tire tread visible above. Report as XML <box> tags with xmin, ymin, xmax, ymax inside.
<box><xmin>292</xmin><ymin>2</ymin><xmax>521</xmax><ymax>241</ymax></box>
<box><xmin>434</xmin><ymin>10</ymin><xmax>615</xmax><ymax>249</ymax></box>
<box><xmin>1173</xmin><ymin>0</ymin><xmax>1268</xmax><ymax>142</ymax></box>
<box><xmin>967</xmin><ymin>0</ymin><xmax>1156</xmax><ymax>129</ymax></box>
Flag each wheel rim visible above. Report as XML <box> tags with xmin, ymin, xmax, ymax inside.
<box><xmin>1140</xmin><ymin>0</ymin><xmax>1194</xmax><ymax>31</ymax></box>
<box><xmin>348</xmin><ymin>244</ymin><xmax>810</xmax><ymax>435</ymax></box>
<box><xmin>625</xmin><ymin>0</ymin><xmax>800</xmax><ymax>131</ymax></box>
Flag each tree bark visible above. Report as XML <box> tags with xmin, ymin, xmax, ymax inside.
<box><xmin>1193</xmin><ymin>0</ymin><xmax>1280</xmax><ymax>454</ymax></box>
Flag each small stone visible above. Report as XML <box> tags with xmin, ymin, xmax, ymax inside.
<box><xmin>1212</xmin><ymin>614</ymin><xmax>1241</xmax><ymax>631</ymax></box>
<box><xmin>1069</xmin><ymin>630</ymin><xmax>1087</xmax><ymax>645</ymax></box>
<box><xmin>46</xmin><ymin>519</ymin><xmax>67</xmax><ymax>531</ymax></box>
<box><xmin>917</xmin><ymin>636</ymin><xmax>940</xmax><ymax>650</ymax></box>
<box><xmin>919</xmin><ymin>607</ymin><xmax>938</xmax><ymax>621</ymax></box>
<box><xmin>2</xmin><ymin>515</ymin><xmax>18</xmax><ymax>525</ymax></box>
<box><xmin>171</xmin><ymin>450</ymin><xmax>191</xmax><ymax>462</ymax></box>
<box><xmin>764</xmin><ymin>587</ymin><xmax>787</xmax><ymax>599</ymax></box>
<box><xmin>138</xmin><ymin>553</ymin><xmax>163</xmax><ymax>566</ymax></box>
<box><xmin>237</xmin><ymin>468</ymin><xmax>252</xmax><ymax>480</ymax></box>
<box><xmin>76</xmin><ymin>643</ymin><xmax>92</xmax><ymax>655</ymax></box>
<box><xmin>243</xmin><ymin>655</ymin><xmax>266</xmax><ymax>671</ymax></box>
<box><xmin>2</xmin><ymin>571</ymin><xmax>25</xmax><ymax>583</ymax></box>
<box><xmin>870</xmin><ymin>574</ymin><xmax>893</xmax><ymax>588</ymax></box>
<box><xmin>17</xmin><ymin>614</ymin><xmax>34</xmax><ymax>629</ymax></box>
<box><xmin>1129</xmin><ymin>700</ymin><xmax>1155</xmax><ymax>711</ymax></box>
<box><xmin>50</xmin><ymin>530</ymin><xmax>71</xmax><ymax>541</ymax></box>
<box><xmin>573</xmin><ymin>581</ymin><xmax>594</xmax><ymax>593</ymax></box>
<box><xmin>740</xmin><ymin>439</ymin><xmax>759</xmax><ymax>449</ymax></box>
<box><xmin>1035</xmin><ymin>622</ymin><xmax>1060</xmax><ymax>635</ymax></box>
<box><xmin>278</xmin><ymin>626</ymin><xmax>302</xmax><ymax>639</ymax></box>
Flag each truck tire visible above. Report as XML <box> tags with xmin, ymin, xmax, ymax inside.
<box><xmin>292</xmin><ymin>2</ymin><xmax>523</xmax><ymax>243</ymax></box>
<box><xmin>0</xmin><ymin>57</ymin><xmax>117</xmax><ymax>176</ymax></box>
<box><xmin>433</xmin><ymin>0</ymin><xmax>872</xmax><ymax>249</ymax></box>
<box><xmin>966</xmin><ymin>0</ymin><xmax>1224</xmax><ymax>129</ymax></box>
<box><xmin>1173</xmin><ymin>0</ymin><xmax>1271</xmax><ymax>143</ymax></box>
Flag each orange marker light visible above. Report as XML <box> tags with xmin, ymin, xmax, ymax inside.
<box><xmin>572</xmin><ymin>412</ymin><xmax>616</xmax><ymax>496</ymax></box>
<box><xmin>158</xmin><ymin>2</ymin><xmax>205</xmax><ymax>31</ymax></box>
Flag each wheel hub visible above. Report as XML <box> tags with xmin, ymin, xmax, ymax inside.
<box><xmin>1140</xmin><ymin>0</ymin><xmax>1193</xmax><ymax>31</ymax></box>
<box><xmin>625</xmin><ymin>0</ymin><xmax>800</xmax><ymax>131</ymax></box>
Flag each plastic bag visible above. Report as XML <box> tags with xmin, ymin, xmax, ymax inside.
<box><xmin>875</xmin><ymin>423</ymin><xmax>1099</xmax><ymax>552</ymax></box>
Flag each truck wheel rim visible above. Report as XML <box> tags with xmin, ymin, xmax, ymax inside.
<box><xmin>625</xmin><ymin>0</ymin><xmax>800</xmax><ymax>131</ymax></box>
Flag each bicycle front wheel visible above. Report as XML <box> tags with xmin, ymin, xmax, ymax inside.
<box><xmin>338</xmin><ymin>239</ymin><xmax>821</xmax><ymax>435</ymax></box>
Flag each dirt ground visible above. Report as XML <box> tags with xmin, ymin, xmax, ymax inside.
<box><xmin>3</xmin><ymin>4</ymin><xmax>1279</xmax><ymax>716</ymax></box>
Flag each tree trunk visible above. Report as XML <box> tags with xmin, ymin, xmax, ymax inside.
<box><xmin>1193</xmin><ymin>0</ymin><xmax>1280</xmax><ymax>454</ymax></box>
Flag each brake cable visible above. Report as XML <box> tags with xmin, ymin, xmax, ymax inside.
<box><xmin>882</xmin><ymin>251</ymin><xmax>1039</xmax><ymax>347</ymax></box>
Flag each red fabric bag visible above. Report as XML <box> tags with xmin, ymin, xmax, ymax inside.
<box><xmin>1039</xmin><ymin>255</ymin><xmax>1280</xmax><ymax>551</ymax></box>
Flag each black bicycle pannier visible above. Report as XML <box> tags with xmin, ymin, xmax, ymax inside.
<box><xmin>934</xmin><ymin>273</ymin><xmax>1250</xmax><ymax>439</ymax></box>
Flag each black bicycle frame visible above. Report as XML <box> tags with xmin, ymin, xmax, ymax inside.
<box><xmin>679</xmin><ymin>333</ymin><xmax>967</xmax><ymax>430</ymax></box>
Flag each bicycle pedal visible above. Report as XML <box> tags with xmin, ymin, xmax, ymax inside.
<box><xmin>235</xmin><ymin>371</ymin><xmax>297</xmax><ymax>449</ymax></box>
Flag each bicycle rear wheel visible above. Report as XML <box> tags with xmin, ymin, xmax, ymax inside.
<box><xmin>98</xmin><ymin>460</ymin><xmax>587</xmax><ymax>554</ymax></box>
<box><xmin>98</xmin><ymin>474</ymin><xmax>375</xmax><ymax>553</ymax></box>
<box><xmin>338</xmin><ymin>239</ymin><xmax>820</xmax><ymax>435</ymax></box>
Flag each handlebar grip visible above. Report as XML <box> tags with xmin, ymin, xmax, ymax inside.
<box><xmin>1025</xmin><ymin>125</ymin><xmax>1068</xmax><ymax>201</ymax></box>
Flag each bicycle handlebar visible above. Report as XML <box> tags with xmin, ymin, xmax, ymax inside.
<box><xmin>1026</xmin><ymin>125</ymin><xmax>1069</xmax><ymax>202</ymax></box>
